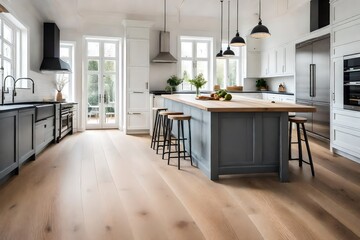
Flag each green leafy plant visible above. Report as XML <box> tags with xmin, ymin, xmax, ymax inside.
<box><xmin>165</xmin><ymin>75</ymin><xmax>183</xmax><ymax>92</ymax></box>
<box><xmin>188</xmin><ymin>73</ymin><xmax>207</xmax><ymax>96</ymax></box>
<box><xmin>256</xmin><ymin>78</ymin><xmax>267</xmax><ymax>90</ymax></box>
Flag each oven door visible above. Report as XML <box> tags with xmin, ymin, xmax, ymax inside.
<box><xmin>61</xmin><ymin>110</ymin><xmax>73</xmax><ymax>134</ymax></box>
<box><xmin>344</xmin><ymin>82</ymin><xmax>360</xmax><ymax>110</ymax></box>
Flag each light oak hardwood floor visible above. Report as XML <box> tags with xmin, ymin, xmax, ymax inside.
<box><xmin>0</xmin><ymin>130</ymin><xmax>359</xmax><ymax>240</ymax></box>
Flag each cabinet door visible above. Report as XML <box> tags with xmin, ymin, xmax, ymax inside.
<box><xmin>333</xmin><ymin>57</ymin><xmax>344</xmax><ymax>108</ymax></box>
<box><xmin>268</xmin><ymin>50</ymin><xmax>276</xmax><ymax>76</ymax></box>
<box><xmin>128</xmin><ymin>92</ymin><xmax>150</xmax><ymax>111</ymax></box>
<box><xmin>246</xmin><ymin>51</ymin><xmax>261</xmax><ymax>78</ymax></box>
<box><xmin>276</xmin><ymin>47</ymin><xmax>285</xmax><ymax>75</ymax></box>
<box><xmin>19</xmin><ymin>109</ymin><xmax>35</xmax><ymax>164</ymax></box>
<box><xmin>285</xmin><ymin>44</ymin><xmax>295</xmax><ymax>75</ymax></box>
<box><xmin>127</xmin><ymin>39</ymin><xmax>150</xmax><ymax>67</ymax></box>
<box><xmin>261</xmin><ymin>51</ymin><xmax>269</xmax><ymax>76</ymax></box>
<box><xmin>128</xmin><ymin>67</ymin><xmax>149</xmax><ymax>91</ymax></box>
<box><xmin>0</xmin><ymin>111</ymin><xmax>18</xmax><ymax>178</ymax></box>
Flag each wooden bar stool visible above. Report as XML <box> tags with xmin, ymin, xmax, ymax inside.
<box><xmin>288</xmin><ymin>117</ymin><xmax>315</xmax><ymax>176</ymax></box>
<box><xmin>165</xmin><ymin>114</ymin><xmax>193</xmax><ymax>170</ymax></box>
<box><xmin>150</xmin><ymin>107</ymin><xmax>168</xmax><ymax>149</ymax></box>
<box><xmin>157</xmin><ymin>111</ymin><xmax>183</xmax><ymax>155</ymax></box>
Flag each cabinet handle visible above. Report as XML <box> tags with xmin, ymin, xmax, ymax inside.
<box><xmin>133</xmin><ymin>91</ymin><xmax>144</xmax><ymax>94</ymax></box>
<box><xmin>44</xmin><ymin>124</ymin><xmax>47</xmax><ymax>128</ymax></box>
<box><xmin>128</xmin><ymin>112</ymin><xmax>142</xmax><ymax>115</ymax></box>
<box><xmin>145</xmin><ymin>82</ymin><xmax>149</xmax><ymax>90</ymax></box>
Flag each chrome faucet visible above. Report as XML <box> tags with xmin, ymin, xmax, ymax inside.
<box><xmin>2</xmin><ymin>75</ymin><xmax>16</xmax><ymax>105</ymax></box>
<box><xmin>13</xmin><ymin>77</ymin><xmax>35</xmax><ymax>103</ymax></box>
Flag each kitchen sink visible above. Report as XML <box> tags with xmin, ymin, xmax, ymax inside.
<box><xmin>35</xmin><ymin>104</ymin><xmax>55</xmax><ymax>122</ymax></box>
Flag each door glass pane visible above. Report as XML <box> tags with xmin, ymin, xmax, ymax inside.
<box><xmin>3</xmin><ymin>23</ymin><xmax>13</xmax><ymax>43</ymax></box>
<box><xmin>216</xmin><ymin>59</ymin><xmax>226</xmax><ymax>88</ymax></box>
<box><xmin>197</xmin><ymin>42</ymin><xmax>208</xmax><ymax>58</ymax></box>
<box><xmin>4</xmin><ymin>43</ymin><xmax>11</xmax><ymax>59</ymax></box>
<box><xmin>87</xmin><ymin>74</ymin><xmax>99</xmax><ymax>124</ymax></box>
<box><xmin>104</xmin><ymin>74</ymin><xmax>116</xmax><ymax>124</ymax></box>
<box><xmin>181</xmin><ymin>60</ymin><xmax>193</xmax><ymax>90</ymax></box>
<box><xmin>104</xmin><ymin>60</ymin><xmax>116</xmax><ymax>72</ymax></box>
<box><xmin>181</xmin><ymin>42</ymin><xmax>192</xmax><ymax>58</ymax></box>
<box><xmin>104</xmin><ymin>43</ymin><xmax>116</xmax><ymax>57</ymax></box>
<box><xmin>88</xmin><ymin>60</ymin><xmax>99</xmax><ymax>71</ymax></box>
<box><xmin>3</xmin><ymin>60</ymin><xmax>11</xmax><ymax>77</ymax></box>
<box><xmin>227</xmin><ymin>59</ymin><xmax>238</xmax><ymax>86</ymax></box>
<box><xmin>87</xmin><ymin>42</ymin><xmax>100</xmax><ymax>57</ymax></box>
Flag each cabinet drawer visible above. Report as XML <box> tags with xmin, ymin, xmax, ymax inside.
<box><xmin>333</xmin><ymin>109</ymin><xmax>360</xmax><ymax>131</ymax></box>
<box><xmin>128</xmin><ymin>92</ymin><xmax>149</xmax><ymax>111</ymax></box>
<box><xmin>333</xmin><ymin>125</ymin><xmax>360</xmax><ymax>157</ymax></box>
<box><xmin>127</xmin><ymin>112</ymin><xmax>149</xmax><ymax>130</ymax></box>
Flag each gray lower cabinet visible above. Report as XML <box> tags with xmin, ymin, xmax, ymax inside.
<box><xmin>0</xmin><ymin>111</ymin><xmax>19</xmax><ymax>179</ymax></box>
<box><xmin>19</xmin><ymin>109</ymin><xmax>35</xmax><ymax>164</ymax></box>
<box><xmin>35</xmin><ymin>116</ymin><xmax>54</xmax><ymax>155</ymax></box>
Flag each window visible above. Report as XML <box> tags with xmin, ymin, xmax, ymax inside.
<box><xmin>0</xmin><ymin>16</ymin><xmax>25</xmax><ymax>88</ymax></box>
<box><xmin>216</xmin><ymin>43</ymin><xmax>243</xmax><ymax>89</ymax></box>
<box><xmin>179</xmin><ymin>36</ymin><xmax>213</xmax><ymax>91</ymax></box>
<box><xmin>57</xmin><ymin>42</ymin><xmax>75</xmax><ymax>101</ymax></box>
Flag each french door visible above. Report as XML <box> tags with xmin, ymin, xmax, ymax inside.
<box><xmin>85</xmin><ymin>38</ymin><xmax>119</xmax><ymax>129</ymax></box>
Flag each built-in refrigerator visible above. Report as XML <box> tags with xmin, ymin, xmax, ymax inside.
<box><xmin>295</xmin><ymin>34</ymin><xmax>330</xmax><ymax>140</ymax></box>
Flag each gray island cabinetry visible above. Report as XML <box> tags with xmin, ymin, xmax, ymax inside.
<box><xmin>162</xmin><ymin>94</ymin><xmax>316</xmax><ymax>182</ymax></box>
<box><xmin>19</xmin><ymin>108</ymin><xmax>36</xmax><ymax>164</ymax></box>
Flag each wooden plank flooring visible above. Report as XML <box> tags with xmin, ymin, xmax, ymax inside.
<box><xmin>0</xmin><ymin>130</ymin><xmax>359</xmax><ymax>240</ymax></box>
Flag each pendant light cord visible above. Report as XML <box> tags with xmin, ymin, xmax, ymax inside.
<box><xmin>164</xmin><ymin>0</ymin><xmax>167</xmax><ymax>32</ymax></box>
<box><xmin>236</xmin><ymin>0</ymin><xmax>239</xmax><ymax>32</ymax></box>
<box><xmin>227</xmin><ymin>0</ymin><xmax>230</xmax><ymax>46</ymax></box>
<box><xmin>259</xmin><ymin>0</ymin><xmax>262</xmax><ymax>22</ymax></box>
<box><xmin>220</xmin><ymin>0</ymin><xmax>223</xmax><ymax>48</ymax></box>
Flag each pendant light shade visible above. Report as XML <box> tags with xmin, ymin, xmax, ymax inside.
<box><xmin>216</xmin><ymin>0</ymin><xmax>224</xmax><ymax>59</ymax></box>
<box><xmin>223</xmin><ymin>0</ymin><xmax>234</xmax><ymax>57</ymax></box>
<box><xmin>230</xmin><ymin>0</ymin><xmax>246</xmax><ymax>47</ymax></box>
<box><xmin>250</xmin><ymin>0</ymin><xmax>271</xmax><ymax>39</ymax></box>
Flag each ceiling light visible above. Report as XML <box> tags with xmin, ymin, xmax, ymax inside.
<box><xmin>223</xmin><ymin>0</ymin><xmax>235</xmax><ymax>57</ymax></box>
<box><xmin>230</xmin><ymin>0</ymin><xmax>246</xmax><ymax>47</ymax></box>
<box><xmin>250</xmin><ymin>0</ymin><xmax>271</xmax><ymax>39</ymax></box>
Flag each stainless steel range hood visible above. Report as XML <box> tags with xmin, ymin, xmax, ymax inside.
<box><xmin>152</xmin><ymin>31</ymin><xmax>177</xmax><ymax>63</ymax></box>
<box><xmin>40</xmin><ymin>23</ymin><xmax>71</xmax><ymax>72</ymax></box>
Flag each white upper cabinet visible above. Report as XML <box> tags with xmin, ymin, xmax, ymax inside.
<box><xmin>284</xmin><ymin>44</ymin><xmax>295</xmax><ymax>75</ymax></box>
<box><xmin>128</xmin><ymin>39</ymin><xmax>150</xmax><ymax>67</ymax></box>
<box><xmin>331</xmin><ymin>0</ymin><xmax>360</xmax><ymax>25</ymax></box>
<box><xmin>246</xmin><ymin>51</ymin><xmax>261</xmax><ymax>78</ymax></box>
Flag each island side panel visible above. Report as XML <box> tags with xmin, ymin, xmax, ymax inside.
<box><xmin>164</xmin><ymin>99</ymin><xmax>212</xmax><ymax>178</ymax></box>
<box><xmin>279</xmin><ymin>112</ymin><xmax>289</xmax><ymax>182</ymax></box>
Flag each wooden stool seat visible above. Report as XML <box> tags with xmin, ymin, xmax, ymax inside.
<box><xmin>159</xmin><ymin>111</ymin><xmax>183</xmax><ymax>116</ymax></box>
<box><xmin>152</xmin><ymin>107</ymin><xmax>168</xmax><ymax>111</ymax></box>
<box><xmin>289</xmin><ymin>117</ymin><xmax>307</xmax><ymax>124</ymax></box>
<box><xmin>168</xmin><ymin>115</ymin><xmax>191</xmax><ymax>121</ymax></box>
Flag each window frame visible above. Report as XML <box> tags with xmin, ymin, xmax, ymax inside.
<box><xmin>215</xmin><ymin>43</ymin><xmax>243</xmax><ymax>89</ymax></box>
<box><xmin>57</xmin><ymin>41</ymin><xmax>75</xmax><ymax>102</ymax></box>
<box><xmin>178</xmin><ymin>36</ymin><xmax>213</xmax><ymax>91</ymax></box>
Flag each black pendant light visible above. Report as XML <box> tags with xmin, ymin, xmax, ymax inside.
<box><xmin>230</xmin><ymin>0</ymin><xmax>246</xmax><ymax>47</ymax></box>
<box><xmin>216</xmin><ymin>0</ymin><xmax>224</xmax><ymax>58</ymax></box>
<box><xmin>223</xmin><ymin>0</ymin><xmax>235</xmax><ymax>57</ymax></box>
<box><xmin>250</xmin><ymin>0</ymin><xmax>271</xmax><ymax>39</ymax></box>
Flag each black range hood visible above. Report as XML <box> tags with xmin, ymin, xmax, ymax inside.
<box><xmin>40</xmin><ymin>23</ymin><xmax>71</xmax><ymax>72</ymax></box>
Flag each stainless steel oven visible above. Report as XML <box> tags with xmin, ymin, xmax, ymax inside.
<box><xmin>58</xmin><ymin>103</ymin><xmax>73</xmax><ymax>141</ymax></box>
<box><xmin>344</xmin><ymin>54</ymin><xmax>360</xmax><ymax>111</ymax></box>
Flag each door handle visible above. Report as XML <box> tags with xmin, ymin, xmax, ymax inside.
<box><xmin>309</xmin><ymin>64</ymin><xmax>316</xmax><ymax>97</ymax></box>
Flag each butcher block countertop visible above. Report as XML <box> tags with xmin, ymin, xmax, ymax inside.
<box><xmin>162</xmin><ymin>94</ymin><xmax>316</xmax><ymax>113</ymax></box>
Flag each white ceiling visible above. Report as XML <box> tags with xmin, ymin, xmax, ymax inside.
<box><xmin>29</xmin><ymin>0</ymin><xmax>309</xmax><ymax>30</ymax></box>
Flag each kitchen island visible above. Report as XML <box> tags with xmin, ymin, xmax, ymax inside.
<box><xmin>162</xmin><ymin>94</ymin><xmax>316</xmax><ymax>182</ymax></box>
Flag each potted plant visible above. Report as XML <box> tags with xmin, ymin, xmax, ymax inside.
<box><xmin>55</xmin><ymin>74</ymin><xmax>69</xmax><ymax>101</ymax></box>
<box><xmin>188</xmin><ymin>73</ymin><xmax>207</xmax><ymax>97</ymax></box>
<box><xmin>165</xmin><ymin>75</ymin><xmax>183</xmax><ymax>94</ymax></box>
<box><xmin>256</xmin><ymin>78</ymin><xmax>268</xmax><ymax>91</ymax></box>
